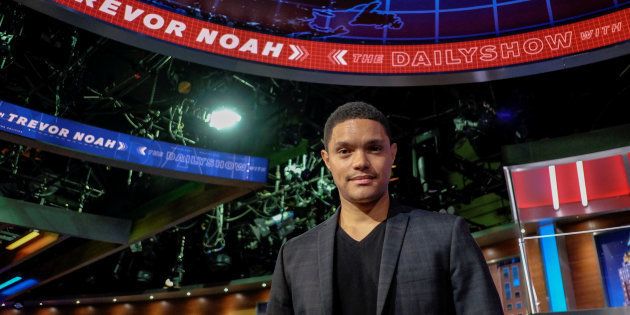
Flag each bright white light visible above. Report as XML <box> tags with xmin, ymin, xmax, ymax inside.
<box><xmin>576</xmin><ymin>161</ymin><xmax>588</xmax><ymax>207</ymax></box>
<box><xmin>223</xmin><ymin>287</ymin><xmax>229</xmax><ymax>293</ymax></box>
<box><xmin>186</xmin><ymin>292</ymin><xmax>191</xmax><ymax>296</ymax></box>
<box><xmin>75</xmin><ymin>300</ymin><xmax>80</xmax><ymax>304</ymax></box>
<box><xmin>149</xmin><ymin>295</ymin><xmax>154</xmax><ymax>300</ymax></box>
<box><xmin>113</xmin><ymin>298</ymin><xmax>117</xmax><ymax>302</ymax></box>
<box><xmin>207</xmin><ymin>109</ymin><xmax>241</xmax><ymax>130</ymax></box>
<box><xmin>548</xmin><ymin>166</ymin><xmax>559</xmax><ymax>210</ymax></box>
<box><xmin>261</xmin><ymin>283</ymin><xmax>267</xmax><ymax>288</ymax></box>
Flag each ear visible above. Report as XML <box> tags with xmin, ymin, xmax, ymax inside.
<box><xmin>390</xmin><ymin>143</ymin><xmax>398</xmax><ymax>162</ymax></box>
<box><xmin>321</xmin><ymin>149</ymin><xmax>331</xmax><ymax>170</ymax></box>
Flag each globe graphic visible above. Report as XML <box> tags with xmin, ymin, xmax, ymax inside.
<box><xmin>142</xmin><ymin>0</ymin><xmax>629</xmax><ymax>43</ymax></box>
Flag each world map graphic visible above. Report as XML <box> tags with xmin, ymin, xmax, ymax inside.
<box><xmin>143</xmin><ymin>0</ymin><xmax>627</xmax><ymax>43</ymax></box>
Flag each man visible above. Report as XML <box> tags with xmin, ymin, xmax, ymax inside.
<box><xmin>268</xmin><ymin>102</ymin><xmax>502</xmax><ymax>314</ymax></box>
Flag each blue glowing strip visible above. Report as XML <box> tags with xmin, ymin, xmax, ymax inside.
<box><xmin>0</xmin><ymin>279</ymin><xmax>38</xmax><ymax>297</ymax></box>
<box><xmin>0</xmin><ymin>101</ymin><xmax>268</xmax><ymax>183</ymax></box>
<box><xmin>324</xmin><ymin>0</ymin><xmax>333</xmax><ymax>29</ymax></box>
<box><xmin>276</xmin><ymin>0</ymin><xmax>530</xmax><ymax>13</ymax></box>
<box><xmin>545</xmin><ymin>0</ymin><xmax>555</xmax><ymax>25</ymax></box>
<box><xmin>336</xmin><ymin>35</ymin><xmax>435</xmax><ymax>41</ymax></box>
<box><xmin>0</xmin><ymin>277</ymin><xmax>22</xmax><ymax>290</ymax></box>
<box><xmin>492</xmin><ymin>0</ymin><xmax>499</xmax><ymax>35</ymax></box>
<box><xmin>382</xmin><ymin>0</ymin><xmax>391</xmax><ymax>44</ymax></box>
<box><xmin>538</xmin><ymin>223</ymin><xmax>567</xmax><ymax>311</ymax></box>
<box><xmin>434</xmin><ymin>0</ymin><xmax>440</xmax><ymax>43</ymax></box>
<box><xmin>438</xmin><ymin>0</ymin><xmax>529</xmax><ymax>13</ymax></box>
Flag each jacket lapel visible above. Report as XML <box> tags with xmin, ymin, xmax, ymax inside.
<box><xmin>376</xmin><ymin>205</ymin><xmax>410</xmax><ymax>315</ymax></box>
<box><xmin>317</xmin><ymin>210</ymin><xmax>338</xmax><ymax>315</ymax></box>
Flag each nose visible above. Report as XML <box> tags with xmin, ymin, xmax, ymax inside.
<box><xmin>352</xmin><ymin>150</ymin><xmax>370</xmax><ymax>170</ymax></box>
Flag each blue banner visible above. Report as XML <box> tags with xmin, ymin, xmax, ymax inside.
<box><xmin>0</xmin><ymin>101</ymin><xmax>268</xmax><ymax>184</ymax></box>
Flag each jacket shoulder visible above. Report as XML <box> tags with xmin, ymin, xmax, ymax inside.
<box><xmin>401</xmin><ymin>207</ymin><xmax>461</xmax><ymax>234</ymax></box>
<box><xmin>402</xmin><ymin>206</ymin><xmax>459</xmax><ymax>223</ymax></box>
<box><xmin>281</xmin><ymin>214</ymin><xmax>334</xmax><ymax>252</ymax></box>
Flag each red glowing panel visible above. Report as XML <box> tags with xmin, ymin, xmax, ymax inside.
<box><xmin>511</xmin><ymin>167</ymin><xmax>552</xmax><ymax>209</ymax></box>
<box><xmin>51</xmin><ymin>0</ymin><xmax>630</xmax><ymax>76</ymax></box>
<box><xmin>555</xmin><ymin>162</ymin><xmax>581</xmax><ymax>205</ymax></box>
<box><xmin>13</xmin><ymin>233</ymin><xmax>59</xmax><ymax>261</ymax></box>
<box><xmin>583</xmin><ymin>155</ymin><xmax>630</xmax><ymax>200</ymax></box>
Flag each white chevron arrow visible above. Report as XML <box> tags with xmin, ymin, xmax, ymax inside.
<box><xmin>288</xmin><ymin>45</ymin><xmax>309</xmax><ymax>61</ymax></box>
<box><xmin>328</xmin><ymin>49</ymin><xmax>348</xmax><ymax>65</ymax></box>
<box><xmin>289</xmin><ymin>45</ymin><xmax>302</xmax><ymax>61</ymax></box>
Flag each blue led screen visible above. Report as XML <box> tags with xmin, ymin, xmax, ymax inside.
<box><xmin>595</xmin><ymin>228</ymin><xmax>630</xmax><ymax>307</ymax></box>
<box><xmin>143</xmin><ymin>0</ymin><xmax>629</xmax><ymax>43</ymax></box>
<box><xmin>0</xmin><ymin>101</ymin><xmax>268</xmax><ymax>184</ymax></box>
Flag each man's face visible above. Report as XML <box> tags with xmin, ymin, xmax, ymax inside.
<box><xmin>321</xmin><ymin>119</ymin><xmax>397</xmax><ymax>205</ymax></box>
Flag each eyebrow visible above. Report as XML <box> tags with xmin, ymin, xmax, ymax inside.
<box><xmin>332</xmin><ymin>139</ymin><xmax>385</xmax><ymax>149</ymax></box>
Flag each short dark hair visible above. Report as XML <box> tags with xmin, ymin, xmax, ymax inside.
<box><xmin>323</xmin><ymin>101</ymin><xmax>391</xmax><ymax>150</ymax></box>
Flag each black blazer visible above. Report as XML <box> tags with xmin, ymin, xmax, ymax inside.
<box><xmin>268</xmin><ymin>203</ymin><xmax>503</xmax><ymax>314</ymax></box>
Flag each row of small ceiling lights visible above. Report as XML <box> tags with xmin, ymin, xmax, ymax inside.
<box><xmin>11</xmin><ymin>282</ymin><xmax>269</xmax><ymax>308</ymax></box>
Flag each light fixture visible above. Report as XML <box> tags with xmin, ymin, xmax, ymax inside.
<box><xmin>548</xmin><ymin>166</ymin><xmax>559</xmax><ymax>210</ymax></box>
<box><xmin>149</xmin><ymin>295</ymin><xmax>154</xmax><ymax>300</ymax></box>
<box><xmin>0</xmin><ymin>276</ymin><xmax>22</xmax><ymax>290</ymax></box>
<box><xmin>1</xmin><ymin>303</ymin><xmax>4</xmax><ymax>306</ymax></box>
<box><xmin>576</xmin><ymin>161</ymin><xmax>588</xmax><ymax>207</ymax></box>
<box><xmin>15</xmin><ymin>233</ymin><xmax>59</xmax><ymax>260</ymax></box>
<box><xmin>223</xmin><ymin>287</ymin><xmax>229</xmax><ymax>293</ymax></box>
<box><xmin>186</xmin><ymin>292</ymin><xmax>191</xmax><ymax>296</ymax></box>
<box><xmin>164</xmin><ymin>278</ymin><xmax>174</xmax><ymax>288</ymax></box>
<box><xmin>206</xmin><ymin>109</ymin><xmax>241</xmax><ymax>130</ymax></box>
<box><xmin>112</xmin><ymin>298</ymin><xmax>117</xmax><ymax>302</ymax></box>
<box><xmin>261</xmin><ymin>283</ymin><xmax>267</xmax><ymax>288</ymax></box>
<box><xmin>6</xmin><ymin>230</ymin><xmax>40</xmax><ymax>250</ymax></box>
<box><xmin>0</xmin><ymin>279</ymin><xmax>38</xmax><ymax>296</ymax></box>
<box><xmin>39</xmin><ymin>302</ymin><xmax>42</xmax><ymax>306</ymax></box>
<box><xmin>75</xmin><ymin>300</ymin><xmax>80</xmax><ymax>304</ymax></box>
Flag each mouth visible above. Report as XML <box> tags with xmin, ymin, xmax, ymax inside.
<box><xmin>349</xmin><ymin>175</ymin><xmax>376</xmax><ymax>185</ymax></box>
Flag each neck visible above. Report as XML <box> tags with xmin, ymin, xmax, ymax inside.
<box><xmin>339</xmin><ymin>193</ymin><xmax>390</xmax><ymax>229</ymax></box>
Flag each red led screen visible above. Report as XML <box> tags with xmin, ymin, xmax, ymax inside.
<box><xmin>510</xmin><ymin>154</ymin><xmax>630</xmax><ymax>222</ymax></box>
<box><xmin>51</xmin><ymin>0</ymin><xmax>630</xmax><ymax>75</ymax></box>
<box><xmin>583</xmin><ymin>155</ymin><xmax>630</xmax><ymax>200</ymax></box>
<box><xmin>511</xmin><ymin>167</ymin><xmax>552</xmax><ymax>209</ymax></box>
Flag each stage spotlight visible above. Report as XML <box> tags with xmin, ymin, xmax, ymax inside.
<box><xmin>136</xmin><ymin>270</ymin><xmax>153</xmax><ymax>283</ymax></box>
<box><xmin>6</xmin><ymin>230</ymin><xmax>39</xmax><ymax>250</ymax></box>
<box><xmin>206</xmin><ymin>109</ymin><xmax>241</xmax><ymax>130</ymax></box>
<box><xmin>214</xmin><ymin>253</ymin><xmax>232</xmax><ymax>268</ymax></box>
<box><xmin>164</xmin><ymin>278</ymin><xmax>174</xmax><ymax>288</ymax></box>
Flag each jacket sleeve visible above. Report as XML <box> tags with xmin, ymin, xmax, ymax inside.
<box><xmin>449</xmin><ymin>216</ymin><xmax>503</xmax><ymax>315</ymax></box>
<box><xmin>268</xmin><ymin>243</ymin><xmax>294</xmax><ymax>315</ymax></box>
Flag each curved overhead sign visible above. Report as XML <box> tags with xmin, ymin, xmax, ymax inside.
<box><xmin>145</xmin><ymin>0</ymin><xmax>627</xmax><ymax>44</ymax></box>
<box><xmin>0</xmin><ymin>101</ymin><xmax>268</xmax><ymax>187</ymax></box>
<box><xmin>20</xmin><ymin>0</ymin><xmax>630</xmax><ymax>85</ymax></box>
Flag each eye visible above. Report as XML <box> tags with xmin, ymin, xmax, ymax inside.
<box><xmin>337</xmin><ymin>148</ymin><xmax>350</xmax><ymax>155</ymax></box>
<box><xmin>369</xmin><ymin>145</ymin><xmax>383</xmax><ymax>152</ymax></box>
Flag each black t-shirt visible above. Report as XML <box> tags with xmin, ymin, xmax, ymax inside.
<box><xmin>333</xmin><ymin>222</ymin><xmax>386</xmax><ymax>315</ymax></box>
